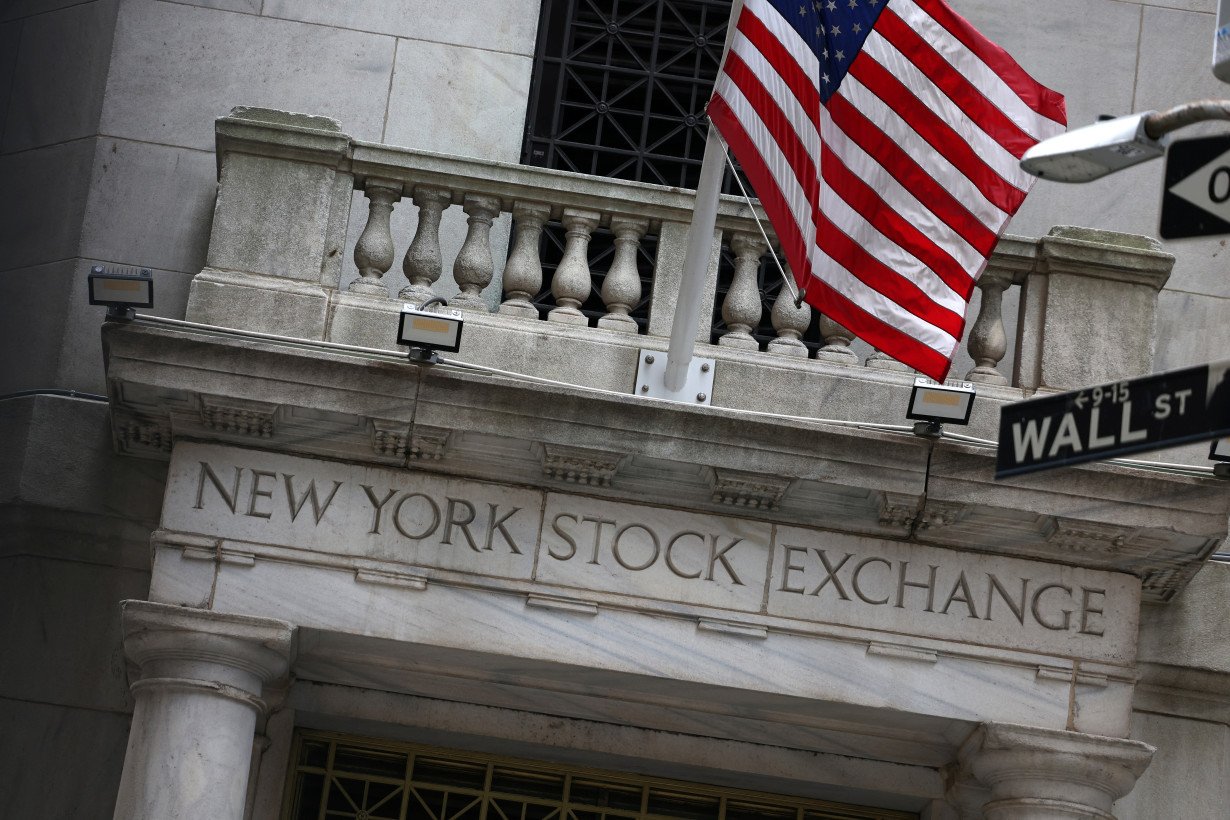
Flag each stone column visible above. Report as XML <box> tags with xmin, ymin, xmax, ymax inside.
<box><xmin>113</xmin><ymin>600</ymin><xmax>294</xmax><ymax>820</ymax></box>
<box><xmin>960</xmin><ymin>723</ymin><xmax>1154</xmax><ymax>820</ymax></box>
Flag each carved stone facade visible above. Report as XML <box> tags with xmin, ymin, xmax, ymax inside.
<box><xmin>7</xmin><ymin>3</ymin><xmax>1230</xmax><ymax>819</ymax></box>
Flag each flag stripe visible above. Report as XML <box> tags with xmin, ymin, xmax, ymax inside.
<box><xmin>814</xmin><ymin>207</ymin><xmax>966</xmax><ymax>338</ymax></box>
<box><xmin>847</xmin><ymin>54</ymin><xmax>1025</xmax><ymax>215</ymax></box>
<box><xmin>874</xmin><ymin>8</ymin><xmax>1037</xmax><ymax>157</ymax></box>
<box><xmin>712</xmin><ymin>76</ymin><xmax>815</xmax><ymax>256</ymax></box>
<box><xmin>908</xmin><ymin>0</ymin><xmax>1066</xmax><ymax>126</ymax></box>
<box><xmin>808</xmin><ymin>243</ymin><xmax>959</xmax><ymax>351</ymax></box>
<box><xmin>863</xmin><ymin>29</ymin><xmax>1037</xmax><ymax>184</ymax></box>
<box><xmin>818</xmin><ymin>137</ymin><xmax>975</xmax><ymax>301</ymax></box>
<box><xmin>709</xmin><ymin>0</ymin><xmax>1065</xmax><ymax>381</ymax></box>
<box><xmin>735</xmin><ymin>9</ymin><xmax>821</xmax><ymax>130</ymax></box>
<box><xmin>807</xmin><ymin>275</ymin><xmax>957</xmax><ymax>377</ymax></box>
<box><xmin>708</xmin><ymin>94</ymin><xmax>811</xmax><ymax>278</ymax></box>
<box><xmin>825</xmin><ymin>91</ymin><xmax>1000</xmax><ymax>255</ymax></box>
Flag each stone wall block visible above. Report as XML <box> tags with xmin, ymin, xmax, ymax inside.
<box><xmin>202</xmin><ymin>109</ymin><xmax>354</xmax><ymax>285</ymax></box>
<box><xmin>1021</xmin><ymin>227</ymin><xmax>1174</xmax><ymax>392</ymax></box>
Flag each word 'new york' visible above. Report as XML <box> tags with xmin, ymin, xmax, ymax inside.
<box><xmin>192</xmin><ymin>462</ymin><xmax>525</xmax><ymax>553</ymax></box>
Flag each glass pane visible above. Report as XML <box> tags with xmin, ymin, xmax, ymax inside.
<box><xmin>300</xmin><ymin>739</ymin><xmax>330</xmax><ymax>769</ymax></box>
<box><xmin>334</xmin><ymin>746</ymin><xmax>408</xmax><ymax>779</ymax></box>
<box><xmin>491</xmin><ymin>767</ymin><xmax>567</xmax><ymax>799</ymax></box>
<box><xmin>570</xmin><ymin>780</ymin><xmax>644</xmax><ymax>812</ymax></box>
<box><xmin>645</xmin><ymin>789</ymin><xmax>719</xmax><ymax>820</ymax></box>
<box><xmin>727</xmin><ymin>802</ymin><xmax>798</xmax><ymax>820</ymax></box>
<box><xmin>413</xmin><ymin>757</ymin><xmax>488</xmax><ymax>790</ymax></box>
<box><xmin>291</xmin><ymin>772</ymin><xmax>325</xmax><ymax>820</ymax></box>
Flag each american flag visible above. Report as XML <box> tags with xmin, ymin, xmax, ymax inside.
<box><xmin>707</xmin><ymin>0</ymin><xmax>1066</xmax><ymax>381</ymax></box>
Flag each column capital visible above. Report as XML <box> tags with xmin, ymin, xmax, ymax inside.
<box><xmin>960</xmin><ymin>722</ymin><xmax>1154</xmax><ymax>819</ymax></box>
<box><xmin>122</xmin><ymin>600</ymin><xmax>294</xmax><ymax>698</ymax></box>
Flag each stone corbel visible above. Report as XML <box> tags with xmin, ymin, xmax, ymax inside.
<box><xmin>409</xmin><ymin>425</ymin><xmax>452</xmax><ymax>462</ymax></box>
<box><xmin>1042</xmin><ymin>518</ymin><xmax>1132</xmax><ymax>555</ymax></box>
<box><xmin>113</xmin><ymin>408</ymin><xmax>174</xmax><ymax>458</ymax></box>
<box><xmin>917</xmin><ymin>500</ymin><xmax>966</xmax><ymax>531</ymax></box>
<box><xmin>200</xmin><ymin>394</ymin><xmax>277</xmax><ymax>438</ymax></box>
<box><xmin>958</xmin><ymin>722</ymin><xmax>1154</xmax><ymax>819</ymax></box>
<box><xmin>878</xmin><ymin>491</ymin><xmax>923</xmax><ymax>530</ymax></box>
<box><xmin>540</xmin><ymin>443</ymin><xmax>625</xmax><ymax>487</ymax></box>
<box><xmin>707</xmin><ymin>467</ymin><xmax>792</xmax><ymax>511</ymax></box>
<box><xmin>370</xmin><ymin>419</ymin><xmax>411</xmax><ymax>460</ymax></box>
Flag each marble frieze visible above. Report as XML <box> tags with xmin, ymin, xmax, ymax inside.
<box><xmin>161</xmin><ymin>443</ymin><xmax>1140</xmax><ymax>663</ymax></box>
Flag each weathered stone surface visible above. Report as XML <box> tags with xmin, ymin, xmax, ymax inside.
<box><xmin>1113</xmin><ymin>711</ymin><xmax>1230</xmax><ymax>819</ymax></box>
<box><xmin>0</xmin><ymin>699</ymin><xmax>131</xmax><ymax>820</ymax></box>
<box><xmin>1138</xmin><ymin>560</ymin><xmax>1230</xmax><ymax>673</ymax></box>
<box><xmin>261</xmin><ymin>0</ymin><xmax>543</xmax><ymax>56</ymax></box>
<box><xmin>114</xmin><ymin>600</ymin><xmax>293</xmax><ymax>820</ymax></box>
<box><xmin>1156</xmin><ymin>290</ymin><xmax>1230</xmax><ymax>371</ymax></box>
<box><xmin>80</xmin><ymin>138</ymin><xmax>216</xmax><ymax>277</ymax></box>
<box><xmin>159</xmin><ymin>441</ymin><xmax>1142</xmax><ymax>664</ymax></box>
<box><xmin>99</xmin><ymin>0</ymin><xmax>394</xmax><ymax>152</ymax></box>
<box><xmin>1019</xmin><ymin>227</ymin><xmax>1174</xmax><ymax>392</ymax></box>
<box><xmin>0</xmin><ymin>137</ymin><xmax>94</xmax><ymax>270</ymax></box>
<box><xmin>962</xmin><ymin>722</ymin><xmax>1155</xmax><ymax>818</ymax></box>
<box><xmin>647</xmin><ymin>221</ymin><xmax>723</xmax><ymax>342</ymax></box>
<box><xmin>0</xmin><ymin>260</ymin><xmax>73</xmax><ymax>393</ymax></box>
<box><xmin>384</xmin><ymin>39</ymin><xmax>533</xmax><ymax>162</ymax></box>
<box><xmin>1</xmin><ymin>0</ymin><xmax>116</xmax><ymax>152</ymax></box>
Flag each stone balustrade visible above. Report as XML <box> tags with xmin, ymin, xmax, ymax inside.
<box><xmin>189</xmin><ymin>107</ymin><xmax>1176</xmax><ymax>408</ymax></box>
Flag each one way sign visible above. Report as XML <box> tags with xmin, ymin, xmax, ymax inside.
<box><xmin>1161</xmin><ymin>134</ymin><xmax>1230</xmax><ymax>239</ymax></box>
<box><xmin>995</xmin><ymin>361</ymin><xmax>1230</xmax><ymax>478</ymax></box>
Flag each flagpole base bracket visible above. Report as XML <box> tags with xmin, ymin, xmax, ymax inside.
<box><xmin>635</xmin><ymin>350</ymin><xmax>715</xmax><ymax>406</ymax></box>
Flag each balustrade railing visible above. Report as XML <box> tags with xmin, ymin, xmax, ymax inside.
<box><xmin>195</xmin><ymin>108</ymin><xmax>1175</xmax><ymax>398</ymax></box>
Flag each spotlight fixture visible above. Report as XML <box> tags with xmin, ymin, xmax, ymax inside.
<box><xmin>1211</xmin><ymin>437</ymin><xmax>1230</xmax><ymax>478</ymax></box>
<box><xmin>397</xmin><ymin>300</ymin><xmax>463</xmax><ymax>364</ymax></box>
<box><xmin>88</xmin><ymin>265</ymin><xmax>154</xmax><ymax>320</ymax></box>
<box><xmin>907</xmin><ymin>377</ymin><xmax>976</xmax><ymax>438</ymax></box>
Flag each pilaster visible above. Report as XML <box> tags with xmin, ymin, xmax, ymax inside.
<box><xmin>959</xmin><ymin>722</ymin><xmax>1154</xmax><ymax>819</ymax></box>
<box><xmin>113</xmin><ymin>600</ymin><xmax>295</xmax><ymax>820</ymax></box>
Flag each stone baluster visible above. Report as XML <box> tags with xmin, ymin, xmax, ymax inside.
<box><xmin>965</xmin><ymin>268</ymin><xmax>1014</xmax><ymax>385</ymax></box>
<box><xmin>450</xmin><ymin>194</ymin><xmax>503</xmax><ymax>311</ymax></box>
<box><xmin>399</xmin><ymin>185</ymin><xmax>452</xmax><ymax>304</ymax></box>
<box><xmin>351</xmin><ymin>178</ymin><xmax>402</xmax><ymax>296</ymax></box>
<box><xmin>499</xmin><ymin>201</ymin><xmax>553</xmax><ymax>319</ymax></box>
<box><xmin>960</xmin><ymin>722</ymin><xmax>1154</xmax><ymax>820</ymax></box>
<box><xmin>112</xmin><ymin>600</ymin><xmax>293</xmax><ymax>820</ymax></box>
<box><xmin>719</xmin><ymin>232</ymin><xmax>766</xmax><ymax>349</ymax></box>
<box><xmin>549</xmin><ymin>208</ymin><xmax>601</xmax><ymax>325</ymax></box>
<box><xmin>598</xmin><ymin>216</ymin><xmax>650</xmax><ymax>332</ymax></box>
<box><xmin>815</xmin><ymin>312</ymin><xmax>860</xmax><ymax>365</ymax></box>
<box><xmin>767</xmin><ymin>267</ymin><xmax>811</xmax><ymax>357</ymax></box>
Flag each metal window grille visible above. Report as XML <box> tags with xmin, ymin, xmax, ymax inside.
<box><xmin>284</xmin><ymin>732</ymin><xmax>918</xmax><ymax>820</ymax></box>
<box><xmin>522</xmin><ymin>0</ymin><xmax>802</xmax><ymax>345</ymax></box>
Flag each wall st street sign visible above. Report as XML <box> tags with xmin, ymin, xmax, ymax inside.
<box><xmin>995</xmin><ymin>361</ymin><xmax>1230</xmax><ymax>478</ymax></box>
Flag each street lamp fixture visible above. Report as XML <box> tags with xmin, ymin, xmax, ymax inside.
<box><xmin>1020</xmin><ymin>101</ymin><xmax>1230</xmax><ymax>183</ymax></box>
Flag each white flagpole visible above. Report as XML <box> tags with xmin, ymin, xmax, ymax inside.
<box><xmin>663</xmin><ymin>0</ymin><xmax>744</xmax><ymax>393</ymax></box>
